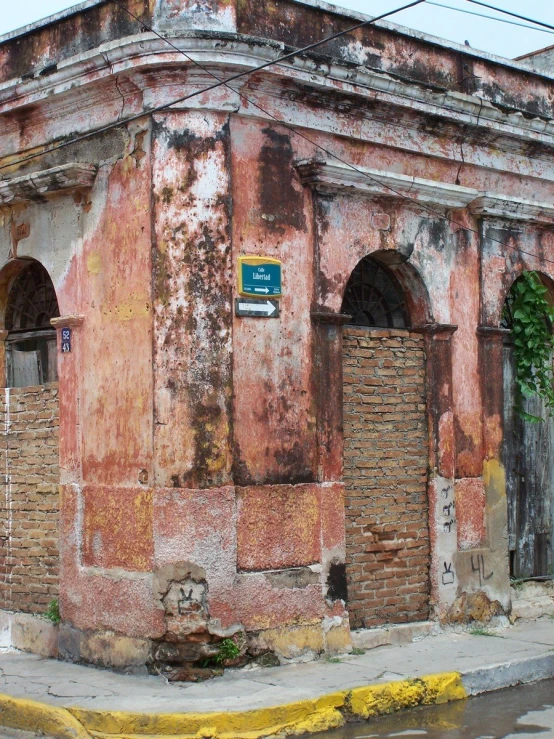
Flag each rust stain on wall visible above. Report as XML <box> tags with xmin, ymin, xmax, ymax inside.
<box><xmin>260</xmin><ymin>128</ymin><xmax>307</xmax><ymax>234</ymax></box>
<box><xmin>152</xmin><ymin>112</ymin><xmax>233</xmax><ymax>490</ymax></box>
<box><xmin>231</xmin><ymin>118</ymin><xmax>317</xmax><ymax>486</ymax></box>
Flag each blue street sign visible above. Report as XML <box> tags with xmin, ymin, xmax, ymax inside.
<box><xmin>238</xmin><ymin>256</ymin><xmax>282</xmax><ymax>298</ymax></box>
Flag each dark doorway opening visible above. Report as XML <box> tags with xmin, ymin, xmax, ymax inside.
<box><xmin>502</xmin><ymin>276</ymin><xmax>554</xmax><ymax>579</ymax></box>
<box><xmin>5</xmin><ymin>261</ymin><xmax>60</xmax><ymax>388</ymax></box>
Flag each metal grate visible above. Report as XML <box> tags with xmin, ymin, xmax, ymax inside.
<box><xmin>6</xmin><ymin>262</ymin><xmax>60</xmax><ymax>332</ymax></box>
<box><xmin>341</xmin><ymin>257</ymin><xmax>408</xmax><ymax>328</ymax></box>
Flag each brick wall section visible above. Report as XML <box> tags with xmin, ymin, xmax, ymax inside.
<box><xmin>342</xmin><ymin>328</ymin><xmax>430</xmax><ymax>629</ymax></box>
<box><xmin>0</xmin><ymin>384</ymin><xmax>60</xmax><ymax>614</ymax></box>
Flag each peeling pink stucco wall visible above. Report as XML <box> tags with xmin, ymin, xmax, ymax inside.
<box><xmin>1</xmin><ymin>0</ymin><xmax>554</xmax><ymax>664</ymax></box>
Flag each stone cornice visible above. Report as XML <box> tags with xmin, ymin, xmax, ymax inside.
<box><xmin>476</xmin><ymin>326</ymin><xmax>511</xmax><ymax>337</ymax></box>
<box><xmin>311</xmin><ymin>311</ymin><xmax>352</xmax><ymax>325</ymax></box>
<box><xmin>297</xmin><ymin>159</ymin><xmax>554</xmax><ymax>226</ymax></box>
<box><xmin>412</xmin><ymin>323</ymin><xmax>458</xmax><ymax>336</ymax></box>
<box><xmin>2</xmin><ymin>0</ymin><xmax>551</xmax><ymax>86</ymax></box>
<box><xmin>2</xmin><ymin>33</ymin><xmax>554</xmax><ymax>157</ymax></box>
<box><xmin>51</xmin><ymin>315</ymin><xmax>85</xmax><ymax>329</ymax></box>
<box><xmin>468</xmin><ymin>194</ymin><xmax>554</xmax><ymax>225</ymax></box>
<box><xmin>0</xmin><ymin>163</ymin><xmax>97</xmax><ymax>205</ymax></box>
<box><xmin>0</xmin><ymin>35</ymin><xmax>283</xmax><ymax>113</ymax></box>
<box><xmin>296</xmin><ymin>159</ymin><xmax>479</xmax><ymax>209</ymax></box>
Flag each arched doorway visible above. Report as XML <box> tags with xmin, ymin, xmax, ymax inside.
<box><xmin>502</xmin><ymin>274</ymin><xmax>554</xmax><ymax>578</ymax></box>
<box><xmin>0</xmin><ymin>260</ymin><xmax>61</xmax><ymax>618</ymax></box>
<box><xmin>5</xmin><ymin>261</ymin><xmax>60</xmax><ymax>387</ymax></box>
<box><xmin>341</xmin><ymin>256</ymin><xmax>430</xmax><ymax>629</ymax></box>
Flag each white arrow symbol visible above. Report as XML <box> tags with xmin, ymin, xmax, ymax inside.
<box><xmin>239</xmin><ymin>301</ymin><xmax>277</xmax><ymax>316</ymax></box>
<box><xmin>254</xmin><ymin>287</ymin><xmax>269</xmax><ymax>293</ymax></box>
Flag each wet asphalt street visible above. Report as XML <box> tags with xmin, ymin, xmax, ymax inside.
<box><xmin>319</xmin><ymin>680</ymin><xmax>554</xmax><ymax>739</ymax></box>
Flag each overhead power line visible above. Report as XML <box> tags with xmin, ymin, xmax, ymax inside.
<box><xmin>0</xmin><ymin>0</ymin><xmax>425</xmax><ymax>174</ymax></box>
<box><xmin>466</xmin><ymin>0</ymin><xmax>554</xmax><ymax>34</ymax></box>
<box><xmin>2</xmin><ymin>0</ymin><xmax>554</xmax><ymax>268</ymax></box>
<box><xmin>91</xmin><ymin>0</ymin><xmax>554</xmax><ymax>176</ymax></box>
<box><xmin>108</xmin><ymin>0</ymin><xmax>554</xmax><ymax>269</ymax></box>
<box><xmin>428</xmin><ymin>1</ymin><xmax>554</xmax><ymax>36</ymax></box>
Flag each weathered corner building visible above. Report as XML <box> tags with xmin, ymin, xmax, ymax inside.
<box><xmin>1</xmin><ymin>0</ymin><xmax>554</xmax><ymax>669</ymax></box>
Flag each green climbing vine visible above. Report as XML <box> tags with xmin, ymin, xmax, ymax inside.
<box><xmin>503</xmin><ymin>271</ymin><xmax>554</xmax><ymax>422</ymax></box>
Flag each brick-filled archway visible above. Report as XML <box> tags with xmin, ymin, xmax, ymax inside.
<box><xmin>342</xmin><ymin>256</ymin><xmax>430</xmax><ymax>629</ymax></box>
<box><xmin>0</xmin><ymin>260</ymin><xmax>60</xmax><ymax>616</ymax></box>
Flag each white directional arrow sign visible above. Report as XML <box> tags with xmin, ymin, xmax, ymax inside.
<box><xmin>235</xmin><ymin>298</ymin><xmax>279</xmax><ymax>318</ymax></box>
<box><xmin>254</xmin><ymin>287</ymin><xmax>270</xmax><ymax>294</ymax></box>
<box><xmin>239</xmin><ymin>301</ymin><xmax>276</xmax><ymax>315</ymax></box>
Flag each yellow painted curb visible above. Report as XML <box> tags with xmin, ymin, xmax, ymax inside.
<box><xmin>348</xmin><ymin>672</ymin><xmax>467</xmax><ymax>719</ymax></box>
<box><xmin>64</xmin><ymin>672</ymin><xmax>467</xmax><ymax>738</ymax></box>
<box><xmin>0</xmin><ymin>693</ymin><xmax>92</xmax><ymax>738</ymax></box>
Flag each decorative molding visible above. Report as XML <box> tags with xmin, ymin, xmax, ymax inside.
<box><xmin>0</xmin><ymin>163</ymin><xmax>97</xmax><ymax>205</ymax></box>
<box><xmin>468</xmin><ymin>194</ymin><xmax>554</xmax><ymax>224</ymax></box>
<box><xmin>51</xmin><ymin>314</ymin><xmax>85</xmax><ymax>329</ymax></box>
<box><xmin>2</xmin><ymin>34</ymin><xmax>554</xmax><ymax>168</ymax></box>
<box><xmin>350</xmin><ymin>327</ymin><xmax>414</xmax><ymax>337</ymax></box>
<box><xmin>311</xmin><ymin>311</ymin><xmax>352</xmax><ymax>325</ymax></box>
<box><xmin>412</xmin><ymin>323</ymin><xmax>458</xmax><ymax>336</ymax></box>
<box><xmin>295</xmin><ymin>159</ymin><xmax>479</xmax><ymax>209</ymax></box>
<box><xmin>5</xmin><ymin>328</ymin><xmax>56</xmax><ymax>343</ymax></box>
<box><xmin>297</xmin><ymin>160</ymin><xmax>554</xmax><ymax>226</ymax></box>
<box><xmin>476</xmin><ymin>326</ymin><xmax>511</xmax><ymax>337</ymax></box>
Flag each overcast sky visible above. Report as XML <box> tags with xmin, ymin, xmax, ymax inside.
<box><xmin>0</xmin><ymin>0</ymin><xmax>553</xmax><ymax>60</ymax></box>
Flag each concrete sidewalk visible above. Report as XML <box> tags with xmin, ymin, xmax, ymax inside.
<box><xmin>2</xmin><ymin>617</ymin><xmax>554</xmax><ymax>738</ymax></box>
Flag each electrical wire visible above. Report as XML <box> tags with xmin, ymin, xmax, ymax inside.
<box><xmin>0</xmin><ymin>0</ymin><xmax>424</xmax><ymax>174</ymax></box>
<box><xmin>2</xmin><ymin>0</ymin><xmax>552</xmax><ymax>173</ymax></box>
<box><xmin>108</xmin><ymin>0</ymin><xmax>554</xmax><ymax>268</ymax></box>
<box><xmin>427</xmin><ymin>1</ymin><xmax>554</xmax><ymax>36</ymax></box>
<box><xmin>466</xmin><ymin>0</ymin><xmax>554</xmax><ymax>34</ymax></box>
<box><xmin>2</xmin><ymin>0</ymin><xmax>554</xmax><ymax>267</ymax></box>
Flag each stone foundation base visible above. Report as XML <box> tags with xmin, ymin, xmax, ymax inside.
<box><xmin>249</xmin><ymin>617</ymin><xmax>352</xmax><ymax>663</ymax></box>
<box><xmin>351</xmin><ymin>621</ymin><xmax>437</xmax><ymax>650</ymax></box>
<box><xmin>0</xmin><ymin>608</ymin><xmax>352</xmax><ymax>670</ymax></box>
<box><xmin>0</xmin><ymin>609</ymin><xmax>58</xmax><ymax>657</ymax></box>
<box><xmin>58</xmin><ymin>623</ymin><xmax>151</xmax><ymax>673</ymax></box>
<box><xmin>511</xmin><ymin>581</ymin><xmax>554</xmax><ymax>620</ymax></box>
<box><xmin>55</xmin><ymin>617</ymin><xmax>353</xmax><ymax>672</ymax></box>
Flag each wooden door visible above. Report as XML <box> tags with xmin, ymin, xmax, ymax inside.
<box><xmin>503</xmin><ymin>344</ymin><xmax>554</xmax><ymax>578</ymax></box>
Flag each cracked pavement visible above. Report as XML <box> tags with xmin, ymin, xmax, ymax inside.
<box><xmin>1</xmin><ymin>618</ymin><xmax>554</xmax><ymax>714</ymax></box>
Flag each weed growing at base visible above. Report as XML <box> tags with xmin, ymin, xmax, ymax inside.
<box><xmin>45</xmin><ymin>599</ymin><xmax>60</xmax><ymax>625</ymax></box>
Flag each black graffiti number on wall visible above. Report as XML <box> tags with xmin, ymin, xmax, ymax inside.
<box><xmin>471</xmin><ymin>554</ymin><xmax>493</xmax><ymax>586</ymax></box>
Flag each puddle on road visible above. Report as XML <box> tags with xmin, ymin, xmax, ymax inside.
<box><xmin>316</xmin><ymin>679</ymin><xmax>554</xmax><ymax>739</ymax></box>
